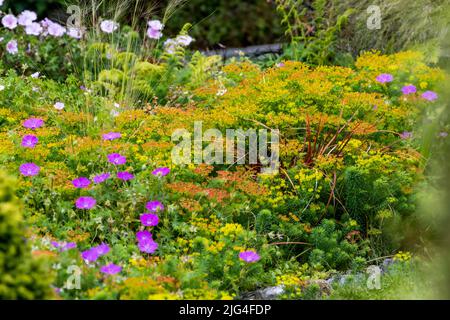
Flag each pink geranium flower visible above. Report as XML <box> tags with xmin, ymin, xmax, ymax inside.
<box><xmin>239</xmin><ymin>250</ymin><xmax>261</xmax><ymax>263</ymax></box>
<box><xmin>21</xmin><ymin>135</ymin><xmax>38</xmax><ymax>148</ymax></box>
<box><xmin>100</xmin><ymin>20</ymin><xmax>118</xmax><ymax>33</ymax></box>
<box><xmin>2</xmin><ymin>14</ymin><xmax>18</xmax><ymax>29</ymax></box>
<box><xmin>6</xmin><ymin>40</ymin><xmax>18</xmax><ymax>55</ymax></box>
<box><xmin>75</xmin><ymin>196</ymin><xmax>96</xmax><ymax>209</ymax></box>
<box><xmin>140</xmin><ymin>213</ymin><xmax>159</xmax><ymax>226</ymax></box>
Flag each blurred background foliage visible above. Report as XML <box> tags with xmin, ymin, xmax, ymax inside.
<box><xmin>1</xmin><ymin>0</ymin><xmax>65</xmax><ymax>16</ymax></box>
<box><xmin>1</xmin><ymin>0</ymin><xmax>285</xmax><ymax>48</ymax></box>
<box><xmin>3</xmin><ymin>0</ymin><xmax>449</xmax><ymax>65</ymax></box>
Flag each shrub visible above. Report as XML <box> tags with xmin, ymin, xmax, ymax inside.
<box><xmin>0</xmin><ymin>170</ymin><xmax>54</xmax><ymax>299</ymax></box>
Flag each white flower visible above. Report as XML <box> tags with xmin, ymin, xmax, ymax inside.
<box><xmin>163</xmin><ymin>38</ymin><xmax>177</xmax><ymax>54</ymax></box>
<box><xmin>0</xmin><ymin>0</ymin><xmax>4</xmax><ymax>6</ymax></box>
<box><xmin>0</xmin><ymin>85</ymin><xmax>5</xmax><ymax>91</ymax></box>
<box><xmin>54</xmin><ymin>102</ymin><xmax>65</xmax><ymax>110</ymax></box>
<box><xmin>176</xmin><ymin>35</ymin><xmax>194</xmax><ymax>46</ymax></box>
<box><xmin>216</xmin><ymin>88</ymin><xmax>227</xmax><ymax>96</ymax></box>
<box><xmin>18</xmin><ymin>10</ymin><xmax>37</xmax><ymax>26</ymax></box>
<box><xmin>31</xmin><ymin>72</ymin><xmax>40</xmax><ymax>78</ymax></box>
<box><xmin>2</xmin><ymin>14</ymin><xmax>18</xmax><ymax>30</ymax></box>
<box><xmin>100</xmin><ymin>20</ymin><xmax>119</xmax><ymax>34</ymax></box>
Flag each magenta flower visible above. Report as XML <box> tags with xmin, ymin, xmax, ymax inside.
<box><xmin>19</xmin><ymin>163</ymin><xmax>40</xmax><ymax>176</ymax></box>
<box><xmin>239</xmin><ymin>250</ymin><xmax>261</xmax><ymax>263</ymax></box>
<box><xmin>140</xmin><ymin>213</ymin><xmax>159</xmax><ymax>226</ymax></box>
<box><xmin>136</xmin><ymin>230</ymin><xmax>152</xmax><ymax>242</ymax></box>
<box><xmin>6</xmin><ymin>40</ymin><xmax>18</xmax><ymax>55</ymax></box>
<box><xmin>100</xmin><ymin>263</ymin><xmax>122</xmax><ymax>275</ymax></box>
<box><xmin>72</xmin><ymin>177</ymin><xmax>91</xmax><ymax>188</ymax></box>
<box><xmin>400</xmin><ymin>131</ymin><xmax>413</xmax><ymax>139</ymax></box>
<box><xmin>81</xmin><ymin>248</ymin><xmax>100</xmax><ymax>262</ymax></box>
<box><xmin>107</xmin><ymin>153</ymin><xmax>126</xmax><ymax>165</ymax></box>
<box><xmin>2</xmin><ymin>14</ymin><xmax>18</xmax><ymax>29</ymax></box>
<box><xmin>376</xmin><ymin>73</ymin><xmax>394</xmax><ymax>84</ymax></box>
<box><xmin>21</xmin><ymin>135</ymin><xmax>38</xmax><ymax>148</ymax></box>
<box><xmin>100</xmin><ymin>20</ymin><xmax>119</xmax><ymax>33</ymax></box>
<box><xmin>152</xmin><ymin>167</ymin><xmax>170</xmax><ymax>176</ymax></box>
<box><xmin>75</xmin><ymin>196</ymin><xmax>96</xmax><ymax>210</ymax></box>
<box><xmin>102</xmin><ymin>132</ymin><xmax>121</xmax><ymax>141</ymax></box>
<box><xmin>50</xmin><ymin>241</ymin><xmax>60</xmax><ymax>249</ymax></box>
<box><xmin>145</xmin><ymin>200</ymin><xmax>164</xmax><ymax>212</ymax></box>
<box><xmin>421</xmin><ymin>91</ymin><xmax>438</xmax><ymax>101</ymax></box>
<box><xmin>93</xmin><ymin>173</ymin><xmax>110</xmax><ymax>184</ymax></box>
<box><xmin>138</xmin><ymin>238</ymin><xmax>158</xmax><ymax>254</ymax></box>
<box><xmin>94</xmin><ymin>243</ymin><xmax>110</xmax><ymax>256</ymax></box>
<box><xmin>401</xmin><ymin>85</ymin><xmax>417</xmax><ymax>95</ymax></box>
<box><xmin>23</xmin><ymin>118</ymin><xmax>44</xmax><ymax>129</ymax></box>
<box><xmin>117</xmin><ymin>171</ymin><xmax>134</xmax><ymax>181</ymax></box>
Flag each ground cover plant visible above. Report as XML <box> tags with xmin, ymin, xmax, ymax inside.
<box><xmin>0</xmin><ymin>0</ymin><xmax>449</xmax><ymax>300</ymax></box>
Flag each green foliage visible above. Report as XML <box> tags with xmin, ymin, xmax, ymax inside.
<box><xmin>0</xmin><ymin>28</ymin><xmax>82</xmax><ymax>82</ymax></box>
<box><xmin>158</xmin><ymin>0</ymin><xmax>284</xmax><ymax>48</ymax></box>
<box><xmin>328</xmin><ymin>260</ymin><xmax>433</xmax><ymax>299</ymax></box>
<box><xmin>0</xmin><ymin>170</ymin><xmax>54</xmax><ymax>299</ymax></box>
<box><xmin>333</xmin><ymin>0</ymin><xmax>450</xmax><ymax>64</ymax></box>
<box><xmin>342</xmin><ymin>155</ymin><xmax>417</xmax><ymax>252</ymax></box>
<box><xmin>2</xmin><ymin>0</ymin><xmax>65</xmax><ymax>17</ymax></box>
<box><xmin>275</xmin><ymin>0</ymin><xmax>354</xmax><ymax>65</ymax></box>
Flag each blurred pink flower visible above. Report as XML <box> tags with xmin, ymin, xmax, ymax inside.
<box><xmin>18</xmin><ymin>10</ymin><xmax>37</xmax><ymax>26</ymax></box>
<box><xmin>2</xmin><ymin>14</ymin><xmax>18</xmax><ymax>29</ymax></box>
<box><xmin>6</xmin><ymin>40</ymin><xmax>18</xmax><ymax>55</ymax></box>
<box><xmin>47</xmin><ymin>22</ymin><xmax>66</xmax><ymax>37</ymax></box>
<box><xmin>421</xmin><ymin>91</ymin><xmax>438</xmax><ymax>102</ymax></box>
<box><xmin>100</xmin><ymin>20</ymin><xmax>118</xmax><ymax>33</ymax></box>
<box><xmin>176</xmin><ymin>35</ymin><xmax>194</xmax><ymax>46</ymax></box>
<box><xmin>147</xmin><ymin>27</ymin><xmax>163</xmax><ymax>39</ymax></box>
<box><xmin>67</xmin><ymin>27</ymin><xmax>83</xmax><ymax>39</ymax></box>
<box><xmin>25</xmin><ymin>22</ymin><xmax>43</xmax><ymax>36</ymax></box>
<box><xmin>147</xmin><ymin>20</ymin><xmax>163</xmax><ymax>30</ymax></box>
<box><xmin>376</xmin><ymin>73</ymin><xmax>393</xmax><ymax>84</ymax></box>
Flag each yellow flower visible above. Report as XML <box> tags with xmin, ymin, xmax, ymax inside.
<box><xmin>219</xmin><ymin>223</ymin><xmax>244</xmax><ymax>236</ymax></box>
<box><xmin>393</xmin><ymin>251</ymin><xmax>412</xmax><ymax>262</ymax></box>
<box><xmin>349</xmin><ymin>219</ymin><xmax>358</xmax><ymax>227</ymax></box>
